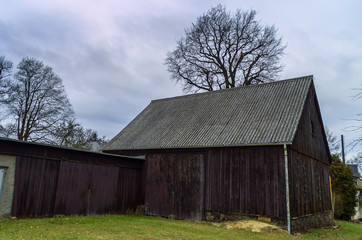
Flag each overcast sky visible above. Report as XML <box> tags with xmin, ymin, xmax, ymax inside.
<box><xmin>1</xmin><ymin>0</ymin><xmax>361</xmax><ymax>158</ymax></box>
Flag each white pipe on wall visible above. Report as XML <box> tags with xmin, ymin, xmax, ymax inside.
<box><xmin>284</xmin><ymin>144</ymin><xmax>291</xmax><ymax>234</ymax></box>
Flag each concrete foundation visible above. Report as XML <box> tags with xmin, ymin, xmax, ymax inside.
<box><xmin>0</xmin><ymin>155</ymin><xmax>16</xmax><ymax>218</ymax></box>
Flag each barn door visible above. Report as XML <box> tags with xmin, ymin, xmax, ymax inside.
<box><xmin>145</xmin><ymin>153</ymin><xmax>205</xmax><ymax>221</ymax></box>
<box><xmin>55</xmin><ymin>161</ymin><xmax>120</xmax><ymax>216</ymax></box>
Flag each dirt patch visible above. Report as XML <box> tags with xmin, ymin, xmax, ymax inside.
<box><xmin>216</xmin><ymin>220</ymin><xmax>283</xmax><ymax>233</ymax></box>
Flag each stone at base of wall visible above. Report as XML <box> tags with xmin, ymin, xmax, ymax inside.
<box><xmin>290</xmin><ymin>211</ymin><xmax>334</xmax><ymax>233</ymax></box>
<box><xmin>204</xmin><ymin>210</ymin><xmax>334</xmax><ymax>233</ymax></box>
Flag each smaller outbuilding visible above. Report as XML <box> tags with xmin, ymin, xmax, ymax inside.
<box><xmin>103</xmin><ymin>75</ymin><xmax>333</xmax><ymax>233</ymax></box>
<box><xmin>0</xmin><ymin>137</ymin><xmax>145</xmax><ymax>219</ymax></box>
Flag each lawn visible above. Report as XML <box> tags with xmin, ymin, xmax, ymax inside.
<box><xmin>0</xmin><ymin>215</ymin><xmax>361</xmax><ymax>240</ymax></box>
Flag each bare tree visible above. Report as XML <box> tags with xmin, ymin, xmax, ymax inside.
<box><xmin>0</xmin><ymin>56</ymin><xmax>13</xmax><ymax>80</ymax></box>
<box><xmin>352</xmin><ymin>86</ymin><xmax>362</xmax><ymax>101</ymax></box>
<box><xmin>325</xmin><ymin>127</ymin><xmax>340</xmax><ymax>155</ymax></box>
<box><xmin>347</xmin><ymin>86</ymin><xmax>362</xmax><ymax>150</ymax></box>
<box><xmin>350</xmin><ymin>116</ymin><xmax>362</xmax><ymax>149</ymax></box>
<box><xmin>0</xmin><ymin>56</ymin><xmax>14</xmax><ymax>125</ymax></box>
<box><xmin>0</xmin><ymin>123</ymin><xmax>16</xmax><ymax>138</ymax></box>
<box><xmin>54</xmin><ymin>119</ymin><xmax>99</xmax><ymax>150</ymax></box>
<box><xmin>0</xmin><ymin>57</ymin><xmax>74</xmax><ymax>143</ymax></box>
<box><xmin>165</xmin><ymin>5</ymin><xmax>286</xmax><ymax>93</ymax></box>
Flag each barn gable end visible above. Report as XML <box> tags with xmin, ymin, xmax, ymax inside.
<box><xmin>291</xmin><ymin>82</ymin><xmax>331</xmax><ymax>164</ymax></box>
<box><xmin>287</xmin><ymin>83</ymin><xmax>333</xmax><ymax>231</ymax></box>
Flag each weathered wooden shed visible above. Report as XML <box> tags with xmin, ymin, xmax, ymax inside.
<box><xmin>103</xmin><ymin>76</ymin><xmax>333</xmax><ymax>232</ymax></box>
<box><xmin>0</xmin><ymin>137</ymin><xmax>145</xmax><ymax>219</ymax></box>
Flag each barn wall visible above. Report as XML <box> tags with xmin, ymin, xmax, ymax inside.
<box><xmin>11</xmin><ymin>156</ymin><xmax>143</xmax><ymax>218</ymax></box>
<box><xmin>288</xmin><ymin>150</ymin><xmax>332</xmax><ymax>218</ymax></box>
<box><xmin>0</xmin><ymin>138</ymin><xmax>144</xmax><ymax>218</ymax></box>
<box><xmin>145</xmin><ymin>152</ymin><xmax>204</xmax><ymax>220</ymax></box>
<box><xmin>204</xmin><ymin>146</ymin><xmax>286</xmax><ymax>219</ymax></box>
<box><xmin>287</xmin><ymin>148</ymin><xmax>333</xmax><ymax>232</ymax></box>
<box><xmin>109</xmin><ymin>143</ymin><xmax>333</xmax><ymax>230</ymax></box>
<box><xmin>12</xmin><ymin>157</ymin><xmax>60</xmax><ymax>217</ymax></box>
<box><xmin>122</xmin><ymin>146</ymin><xmax>287</xmax><ymax>221</ymax></box>
<box><xmin>288</xmin><ymin>85</ymin><xmax>333</xmax><ymax>231</ymax></box>
<box><xmin>104</xmin><ymin>149</ymin><xmax>149</xmax><ymax>205</ymax></box>
<box><xmin>292</xmin><ymin>85</ymin><xmax>330</xmax><ymax>165</ymax></box>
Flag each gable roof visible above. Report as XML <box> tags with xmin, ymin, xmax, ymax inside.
<box><xmin>103</xmin><ymin>76</ymin><xmax>314</xmax><ymax>151</ymax></box>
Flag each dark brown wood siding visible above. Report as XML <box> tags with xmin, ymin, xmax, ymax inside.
<box><xmin>12</xmin><ymin>156</ymin><xmax>143</xmax><ymax>218</ymax></box>
<box><xmin>145</xmin><ymin>152</ymin><xmax>204</xmax><ymax>220</ymax></box>
<box><xmin>288</xmin><ymin>150</ymin><xmax>332</xmax><ymax>217</ymax></box>
<box><xmin>0</xmin><ymin>139</ymin><xmax>144</xmax><ymax>218</ymax></box>
<box><xmin>112</xmin><ymin>142</ymin><xmax>332</xmax><ymax>221</ymax></box>
<box><xmin>292</xmin><ymin>85</ymin><xmax>330</xmax><ymax>165</ymax></box>
<box><xmin>289</xmin><ymin>84</ymin><xmax>332</xmax><ymax>218</ymax></box>
<box><xmin>204</xmin><ymin>146</ymin><xmax>286</xmax><ymax>219</ymax></box>
<box><xmin>12</xmin><ymin>157</ymin><xmax>60</xmax><ymax>217</ymax></box>
<box><xmin>125</xmin><ymin>146</ymin><xmax>287</xmax><ymax>220</ymax></box>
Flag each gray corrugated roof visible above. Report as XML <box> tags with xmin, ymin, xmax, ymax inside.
<box><xmin>103</xmin><ymin>76</ymin><xmax>313</xmax><ymax>150</ymax></box>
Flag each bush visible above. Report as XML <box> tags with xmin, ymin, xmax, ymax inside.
<box><xmin>330</xmin><ymin>154</ymin><xmax>358</xmax><ymax>220</ymax></box>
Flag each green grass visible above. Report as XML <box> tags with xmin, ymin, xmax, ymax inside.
<box><xmin>0</xmin><ymin>215</ymin><xmax>361</xmax><ymax>240</ymax></box>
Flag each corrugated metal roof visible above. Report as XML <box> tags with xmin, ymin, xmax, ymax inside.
<box><xmin>103</xmin><ymin>76</ymin><xmax>313</xmax><ymax>150</ymax></box>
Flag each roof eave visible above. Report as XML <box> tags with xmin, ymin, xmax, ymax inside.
<box><xmin>103</xmin><ymin>142</ymin><xmax>293</xmax><ymax>152</ymax></box>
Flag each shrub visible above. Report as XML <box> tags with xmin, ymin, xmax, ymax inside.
<box><xmin>330</xmin><ymin>154</ymin><xmax>358</xmax><ymax>220</ymax></box>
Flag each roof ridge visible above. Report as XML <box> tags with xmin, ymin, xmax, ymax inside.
<box><xmin>152</xmin><ymin>75</ymin><xmax>313</xmax><ymax>103</ymax></box>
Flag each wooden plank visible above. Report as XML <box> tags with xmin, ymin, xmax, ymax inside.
<box><xmin>89</xmin><ymin>165</ymin><xmax>119</xmax><ymax>215</ymax></box>
<box><xmin>12</xmin><ymin>157</ymin><xmax>60</xmax><ymax>217</ymax></box>
<box><xmin>145</xmin><ymin>152</ymin><xmax>204</xmax><ymax>220</ymax></box>
<box><xmin>54</xmin><ymin>161</ymin><xmax>93</xmax><ymax>215</ymax></box>
<box><xmin>291</xmin><ymin>88</ymin><xmax>330</xmax><ymax>165</ymax></box>
<box><xmin>239</xmin><ymin>148</ymin><xmax>245</xmax><ymax>213</ymax></box>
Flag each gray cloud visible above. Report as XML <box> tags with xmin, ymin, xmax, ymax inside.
<box><xmin>1</xmin><ymin>0</ymin><xmax>362</xmax><ymax>156</ymax></box>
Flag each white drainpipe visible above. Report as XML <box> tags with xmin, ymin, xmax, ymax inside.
<box><xmin>284</xmin><ymin>143</ymin><xmax>291</xmax><ymax>234</ymax></box>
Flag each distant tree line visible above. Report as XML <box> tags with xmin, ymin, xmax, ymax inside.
<box><xmin>0</xmin><ymin>56</ymin><xmax>106</xmax><ymax>150</ymax></box>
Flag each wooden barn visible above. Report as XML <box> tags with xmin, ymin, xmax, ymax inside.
<box><xmin>102</xmin><ymin>76</ymin><xmax>333</xmax><ymax>233</ymax></box>
<box><xmin>0</xmin><ymin>137</ymin><xmax>144</xmax><ymax>219</ymax></box>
